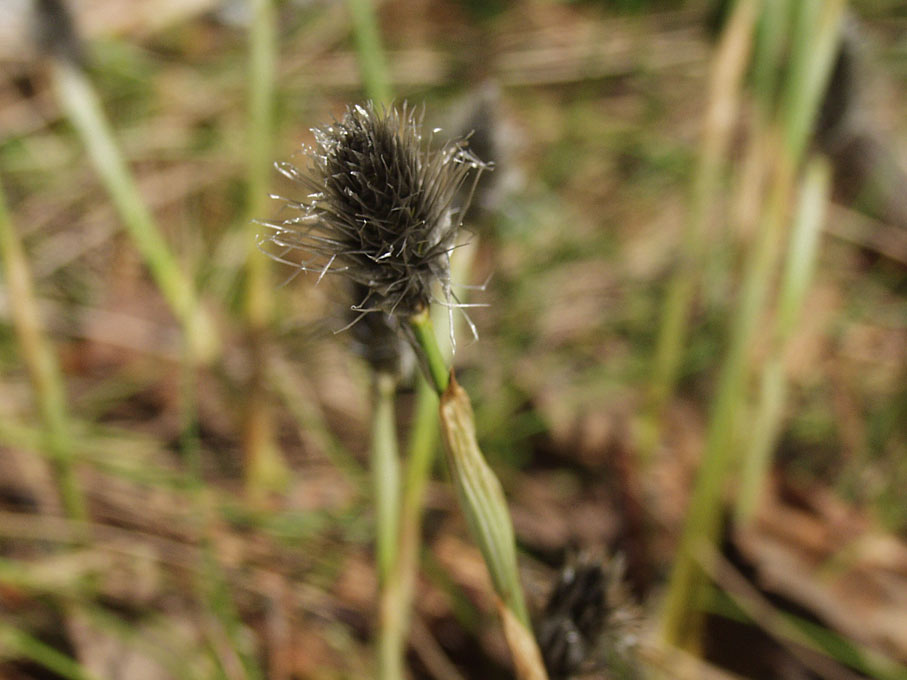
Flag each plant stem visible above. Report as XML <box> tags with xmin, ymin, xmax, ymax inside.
<box><xmin>246</xmin><ymin>0</ymin><xmax>277</xmax><ymax>330</ymax></box>
<box><xmin>404</xmin><ymin>380</ymin><xmax>442</xmax><ymax>504</ymax></box>
<box><xmin>373</xmin><ymin>373</ymin><xmax>404</xmax><ymax>680</ymax></box>
<box><xmin>384</xmin><ymin>242</ymin><xmax>478</xmax><ymax>677</ymax></box>
<box><xmin>0</xmin><ymin>181</ymin><xmax>87</xmax><ymax>524</ymax></box>
<box><xmin>406</xmin><ymin>311</ymin><xmax>546</xmax><ymax>679</ymax></box>
<box><xmin>0</xmin><ymin>624</ymin><xmax>102</xmax><ymax>680</ymax></box>
<box><xmin>736</xmin><ymin>157</ymin><xmax>830</xmax><ymax>523</ymax></box>
<box><xmin>50</xmin><ymin>58</ymin><xmax>217</xmax><ymax>364</ymax></box>
<box><xmin>373</xmin><ymin>373</ymin><xmax>402</xmax><ymax>582</ymax></box>
<box><xmin>243</xmin><ymin>0</ymin><xmax>288</xmax><ymax>498</ymax></box>
<box><xmin>246</xmin><ymin>0</ymin><xmax>276</xmax><ymax>331</ymax></box>
<box><xmin>379</xmin><ymin>377</ymin><xmax>439</xmax><ymax>680</ymax></box>
<box><xmin>752</xmin><ymin>0</ymin><xmax>792</xmax><ymax>111</ymax></box>
<box><xmin>408</xmin><ymin>309</ymin><xmax>450</xmax><ymax>395</ymax></box>
<box><xmin>342</xmin><ymin>11</ymin><xmax>404</xmax><ymax>672</ymax></box>
<box><xmin>438</xmin><ymin>377</ymin><xmax>547</xmax><ymax>680</ymax></box>
<box><xmin>438</xmin><ymin>377</ymin><xmax>529</xmax><ymax>626</ymax></box>
<box><xmin>346</xmin><ymin>0</ymin><xmax>393</xmax><ymax>105</ymax></box>
<box><xmin>660</xmin><ymin>134</ymin><xmax>795</xmax><ymax>648</ymax></box>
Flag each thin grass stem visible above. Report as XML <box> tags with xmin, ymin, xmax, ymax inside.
<box><xmin>701</xmin><ymin>546</ymin><xmax>907</xmax><ymax>680</ymax></box>
<box><xmin>736</xmin><ymin>157</ymin><xmax>831</xmax><ymax>522</ymax></box>
<box><xmin>346</xmin><ymin>0</ymin><xmax>393</xmax><ymax>105</ymax></box>
<box><xmin>385</xmin><ymin>243</ymin><xmax>477</xmax><ymax>677</ymax></box>
<box><xmin>245</xmin><ymin>0</ymin><xmax>277</xmax><ymax>329</ymax></box>
<box><xmin>0</xmin><ymin>181</ymin><xmax>87</xmax><ymax>524</ymax></box>
<box><xmin>373</xmin><ymin>372</ymin><xmax>402</xmax><ymax>583</ymax></box>
<box><xmin>406</xmin><ymin>311</ymin><xmax>547</xmax><ymax>679</ymax></box>
<box><xmin>752</xmin><ymin>0</ymin><xmax>792</xmax><ymax>112</ymax></box>
<box><xmin>0</xmin><ymin>624</ymin><xmax>103</xmax><ymax>680</ymax></box>
<box><xmin>374</xmin><ymin>371</ymin><xmax>404</xmax><ymax>680</ymax></box>
<box><xmin>243</xmin><ymin>0</ymin><xmax>288</xmax><ymax>498</ymax></box>
<box><xmin>377</xmin><ymin>376</ymin><xmax>438</xmax><ymax>679</ymax></box>
<box><xmin>245</xmin><ymin>0</ymin><xmax>277</xmax><ymax>328</ymax></box>
<box><xmin>408</xmin><ymin>309</ymin><xmax>450</xmax><ymax>395</ymax></box>
<box><xmin>50</xmin><ymin>59</ymin><xmax>217</xmax><ymax>363</ymax></box>
<box><xmin>404</xmin><ymin>380</ymin><xmax>442</xmax><ymax>502</ymax></box>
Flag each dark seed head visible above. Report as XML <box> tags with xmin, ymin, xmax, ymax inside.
<box><xmin>347</xmin><ymin>282</ymin><xmax>413</xmax><ymax>379</ymax></box>
<box><xmin>0</xmin><ymin>0</ymin><xmax>82</xmax><ymax>64</ymax></box>
<box><xmin>34</xmin><ymin>0</ymin><xmax>83</xmax><ymax>64</ymax></box>
<box><xmin>262</xmin><ymin>102</ymin><xmax>489</xmax><ymax>319</ymax></box>
<box><xmin>538</xmin><ymin>562</ymin><xmax>608</xmax><ymax>678</ymax></box>
<box><xmin>538</xmin><ymin>554</ymin><xmax>643</xmax><ymax>679</ymax></box>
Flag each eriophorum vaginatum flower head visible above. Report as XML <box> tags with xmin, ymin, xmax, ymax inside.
<box><xmin>261</xmin><ymin>102</ymin><xmax>489</xmax><ymax>320</ymax></box>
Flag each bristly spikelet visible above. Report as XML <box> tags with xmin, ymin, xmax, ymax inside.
<box><xmin>348</xmin><ymin>281</ymin><xmax>413</xmax><ymax>379</ymax></box>
<box><xmin>538</xmin><ymin>554</ymin><xmax>643</xmax><ymax>679</ymax></box>
<box><xmin>261</xmin><ymin>102</ymin><xmax>489</xmax><ymax>319</ymax></box>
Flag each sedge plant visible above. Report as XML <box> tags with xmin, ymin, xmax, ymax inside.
<box><xmin>341</xmin><ymin>6</ymin><xmax>415</xmax><ymax>675</ymax></box>
<box><xmin>261</xmin><ymin>103</ymin><xmax>548</xmax><ymax>680</ymax></box>
<box><xmin>342</xmin><ymin>13</ymin><xmax>508</xmax><ymax>678</ymax></box>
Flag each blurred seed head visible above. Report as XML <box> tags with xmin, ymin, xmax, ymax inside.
<box><xmin>538</xmin><ymin>554</ymin><xmax>643</xmax><ymax>679</ymax></box>
<box><xmin>34</xmin><ymin>0</ymin><xmax>82</xmax><ymax>63</ymax></box>
<box><xmin>445</xmin><ymin>82</ymin><xmax>511</xmax><ymax>221</ymax></box>
<box><xmin>0</xmin><ymin>0</ymin><xmax>82</xmax><ymax>64</ymax></box>
<box><xmin>262</xmin><ymin>102</ymin><xmax>489</xmax><ymax>320</ymax></box>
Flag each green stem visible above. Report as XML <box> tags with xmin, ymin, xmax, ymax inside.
<box><xmin>346</xmin><ymin>0</ymin><xmax>393</xmax><ymax>105</ymax></box>
<box><xmin>405</xmin><ymin>379</ymin><xmax>442</xmax><ymax>498</ymax></box>
<box><xmin>379</xmin><ymin>377</ymin><xmax>439</xmax><ymax>680</ymax></box>
<box><xmin>383</xmin><ymin>245</ymin><xmax>473</xmax><ymax>677</ymax></box>
<box><xmin>373</xmin><ymin>373</ymin><xmax>402</xmax><ymax>582</ymax></box>
<box><xmin>373</xmin><ymin>372</ymin><xmax>403</xmax><ymax>680</ymax></box>
<box><xmin>660</xmin><ymin>144</ymin><xmax>794</xmax><ymax>647</ymax></box>
<box><xmin>736</xmin><ymin>157</ymin><xmax>830</xmax><ymax>523</ymax></box>
<box><xmin>242</xmin><ymin>0</ymin><xmax>288</xmax><ymax>498</ymax></box>
<box><xmin>408</xmin><ymin>309</ymin><xmax>450</xmax><ymax>395</ymax></box>
<box><xmin>0</xmin><ymin>624</ymin><xmax>102</xmax><ymax>680</ymax></box>
<box><xmin>401</xmin><ymin>379</ymin><xmax>440</xmax><ymax>561</ymax></box>
<box><xmin>246</xmin><ymin>0</ymin><xmax>276</xmax><ymax>327</ymax></box>
<box><xmin>752</xmin><ymin>0</ymin><xmax>792</xmax><ymax>112</ymax></box>
<box><xmin>0</xmin><ymin>181</ymin><xmax>87</xmax><ymax>523</ymax></box>
<box><xmin>50</xmin><ymin>59</ymin><xmax>217</xmax><ymax>363</ymax></box>
<box><xmin>406</xmin><ymin>307</ymin><xmax>544</xmax><ymax>677</ymax></box>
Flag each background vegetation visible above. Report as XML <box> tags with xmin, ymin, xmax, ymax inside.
<box><xmin>0</xmin><ymin>0</ymin><xmax>905</xmax><ymax>678</ymax></box>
